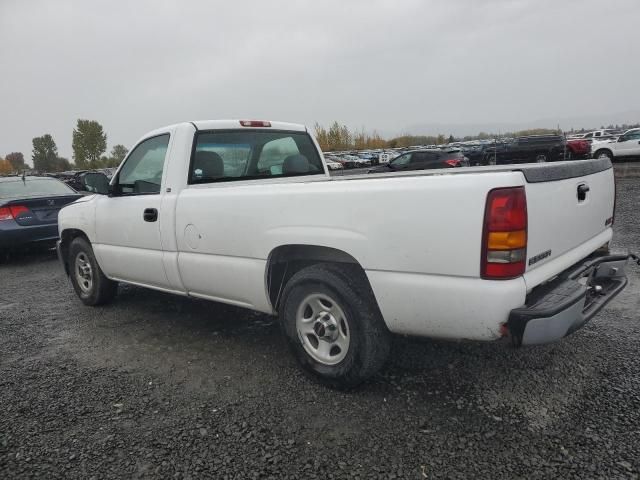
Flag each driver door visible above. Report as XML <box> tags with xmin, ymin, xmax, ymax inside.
<box><xmin>615</xmin><ymin>131</ymin><xmax>640</xmax><ymax>157</ymax></box>
<box><xmin>92</xmin><ymin>133</ymin><xmax>173</xmax><ymax>290</ymax></box>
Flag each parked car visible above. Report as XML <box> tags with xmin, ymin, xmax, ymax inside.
<box><xmin>461</xmin><ymin>144</ymin><xmax>492</xmax><ymax>166</ymax></box>
<box><xmin>57</xmin><ymin>119</ymin><xmax>632</xmax><ymax>387</ymax></box>
<box><xmin>583</xmin><ymin>129</ymin><xmax>619</xmax><ymax>140</ymax></box>
<box><xmin>51</xmin><ymin>170</ymin><xmax>114</xmax><ymax>194</ymax></box>
<box><xmin>566</xmin><ymin>138</ymin><xmax>591</xmax><ymax>159</ymax></box>
<box><xmin>340</xmin><ymin>155</ymin><xmax>364</xmax><ymax>169</ymax></box>
<box><xmin>483</xmin><ymin>135</ymin><xmax>566</xmax><ymax>164</ymax></box>
<box><xmin>368</xmin><ymin>149</ymin><xmax>464</xmax><ymax>173</ymax></box>
<box><xmin>591</xmin><ymin>128</ymin><xmax>640</xmax><ymax>161</ymax></box>
<box><xmin>325</xmin><ymin>159</ymin><xmax>344</xmax><ymax>171</ymax></box>
<box><xmin>0</xmin><ymin>176</ymin><xmax>81</xmax><ymax>252</ymax></box>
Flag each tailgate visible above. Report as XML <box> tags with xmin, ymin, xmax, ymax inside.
<box><xmin>520</xmin><ymin>158</ymin><xmax>615</xmax><ymax>289</ymax></box>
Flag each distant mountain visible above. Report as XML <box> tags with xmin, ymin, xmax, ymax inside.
<box><xmin>398</xmin><ymin>109</ymin><xmax>640</xmax><ymax>137</ymax></box>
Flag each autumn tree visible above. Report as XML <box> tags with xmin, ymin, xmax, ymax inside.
<box><xmin>0</xmin><ymin>157</ymin><xmax>12</xmax><ymax>175</ymax></box>
<box><xmin>314</xmin><ymin>123</ymin><xmax>329</xmax><ymax>151</ymax></box>
<box><xmin>72</xmin><ymin>119</ymin><xmax>107</xmax><ymax>169</ymax></box>
<box><xmin>5</xmin><ymin>152</ymin><xmax>26</xmax><ymax>171</ymax></box>
<box><xmin>32</xmin><ymin>134</ymin><xmax>60</xmax><ymax>172</ymax></box>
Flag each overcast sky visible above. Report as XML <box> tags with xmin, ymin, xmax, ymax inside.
<box><xmin>1</xmin><ymin>0</ymin><xmax>638</xmax><ymax>163</ymax></box>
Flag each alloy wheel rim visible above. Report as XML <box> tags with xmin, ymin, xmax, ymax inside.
<box><xmin>296</xmin><ymin>293</ymin><xmax>350</xmax><ymax>366</ymax></box>
<box><xmin>75</xmin><ymin>252</ymin><xmax>93</xmax><ymax>293</ymax></box>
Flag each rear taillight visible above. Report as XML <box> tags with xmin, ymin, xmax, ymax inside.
<box><xmin>481</xmin><ymin>187</ymin><xmax>527</xmax><ymax>279</ymax></box>
<box><xmin>0</xmin><ymin>205</ymin><xmax>30</xmax><ymax>221</ymax></box>
<box><xmin>445</xmin><ymin>159</ymin><xmax>460</xmax><ymax>167</ymax></box>
<box><xmin>608</xmin><ymin>177</ymin><xmax>617</xmax><ymax>226</ymax></box>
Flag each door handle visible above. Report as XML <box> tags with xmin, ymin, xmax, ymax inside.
<box><xmin>143</xmin><ymin>208</ymin><xmax>158</xmax><ymax>222</ymax></box>
<box><xmin>577</xmin><ymin>184</ymin><xmax>589</xmax><ymax>201</ymax></box>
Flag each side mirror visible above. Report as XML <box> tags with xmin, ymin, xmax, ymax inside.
<box><xmin>618</xmin><ymin>136</ymin><xmax>626</xmax><ymax>143</ymax></box>
<box><xmin>82</xmin><ymin>172</ymin><xmax>110</xmax><ymax>195</ymax></box>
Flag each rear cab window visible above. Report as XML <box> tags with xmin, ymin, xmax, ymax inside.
<box><xmin>189</xmin><ymin>130</ymin><xmax>324</xmax><ymax>184</ymax></box>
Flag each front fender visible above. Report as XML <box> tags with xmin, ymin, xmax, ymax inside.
<box><xmin>58</xmin><ymin>196</ymin><xmax>97</xmax><ymax>243</ymax></box>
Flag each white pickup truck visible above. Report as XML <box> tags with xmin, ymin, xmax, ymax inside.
<box><xmin>57</xmin><ymin>120</ymin><xmax>635</xmax><ymax>387</ymax></box>
<box><xmin>591</xmin><ymin>128</ymin><xmax>640</xmax><ymax>161</ymax></box>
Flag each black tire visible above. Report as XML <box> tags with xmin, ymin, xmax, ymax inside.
<box><xmin>594</xmin><ymin>149</ymin><xmax>613</xmax><ymax>161</ymax></box>
<box><xmin>280</xmin><ymin>263</ymin><xmax>391</xmax><ymax>389</ymax></box>
<box><xmin>535</xmin><ymin>153</ymin><xmax>548</xmax><ymax>163</ymax></box>
<box><xmin>68</xmin><ymin>237</ymin><xmax>118</xmax><ymax>306</ymax></box>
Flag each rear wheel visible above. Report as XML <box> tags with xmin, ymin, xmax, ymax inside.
<box><xmin>68</xmin><ymin>237</ymin><xmax>117</xmax><ymax>306</ymax></box>
<box><xmin>280</xmin><ymin>263</ymin><xmax>391</xmax><ymax>388</ymax></box>
<box><xmin>535</xmin><ymin>153</ymin><xmax>548</xmax><ymax>163</ymax></box>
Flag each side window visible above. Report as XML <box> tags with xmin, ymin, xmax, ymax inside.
<box><xmin>412</xmin><ymin>152</ymin><xmax>438</xmax><ymax>163</ymax></box>
<box><xmin>411</xmin><ymin>152</ymin><xmax>426</xmax><ymax>163</ymax></box>
<box><xmin>392</xmin><ymin>153</ymin><xmax>411</xmax><ymax>166</ymax></box>
<box><xmin>117</xmin><ymin>135</ymin><xmax>169</xmax><ymax>195</ymax></box>
<box><xmin>626</xmin><ymin>131</ymin><xmax>640</xmax><ymax>140</ymax></box>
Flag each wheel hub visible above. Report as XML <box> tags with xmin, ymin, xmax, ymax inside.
<box><xmin>295</xmin><ymin>293</ymin><xmax>350</xmax><ymax>366</ymax></box>
<box><xmin>313</xmin><ymin>313</ymin><xmax>339</xmax><ymax>342</ymax></box>
<box><xmin>75</xmin><ymin>252</ymin><xmax>93</xmax><ymax>293</ymax></box>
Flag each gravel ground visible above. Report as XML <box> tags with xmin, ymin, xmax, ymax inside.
<box><xmin>1</xmin><ymin>179</ymin><xmax>639</xmax><ymax>479</ymax></box>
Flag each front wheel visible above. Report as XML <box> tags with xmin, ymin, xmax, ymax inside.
<box><xmin>535</xmin><ymin>153</ymin><xmax>548</xmax><ymax>163</ymax></box>
<box><xmin>68</xmin><ymin>237</ymin><xmax>118</xmax><ymax>306</ymax></box>
<box><xmin>280</xmin><ymin>263</ymin><xmax>391</xmax><ymax>388</ymax></box>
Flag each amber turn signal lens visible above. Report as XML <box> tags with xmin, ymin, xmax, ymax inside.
<box><xmin>487</xmin><ymin>230</ymin><xmax>527</xmax><ymax>250</ymax></box>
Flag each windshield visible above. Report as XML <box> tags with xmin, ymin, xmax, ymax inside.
<box><xmin>0</xmin><ymin>178</ymin><xmax>76</xmax><ymax>198</ymax></box>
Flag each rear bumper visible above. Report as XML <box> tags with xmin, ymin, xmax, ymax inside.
<box><xmin>0</xmin><ymin>223</ymin><xmax>59</xmax><ymax>249</ymax></box>
<box><xmin>508</xmin><ymin>254</ymin><xmax>631</xmax><ymax>345</ymax></box>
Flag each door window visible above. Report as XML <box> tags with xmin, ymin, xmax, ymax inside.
<box><xmin>117</xmin><ymin>134</ymin><xmax>170</xmax><ymax>195</ymax></box>
<box><xmin>623</xmin><ymin>130</ymin><xmax>640</xmax><ymax>141</ymax></box>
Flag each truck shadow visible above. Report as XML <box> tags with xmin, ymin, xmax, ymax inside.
<box><xmin>60</xmin><ymin>280</ymin><xmax>633</xmax><ymax>441</ymax></box>
<box><xmin>0</xmin><ymin>247</ymin><xmax>58</xmax><ymax>266</ymax></box>
<box><xmin>72</xmin><ymin>282</ymin><xmax>581</xmax><ymax>393</ymax></box>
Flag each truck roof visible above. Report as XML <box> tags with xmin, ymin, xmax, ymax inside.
<box><xmin>191</xmin><ymin>120</ymin><xmax>307</xmax><ymax>132</ymax></box>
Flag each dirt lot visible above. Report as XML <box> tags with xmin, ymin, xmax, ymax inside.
<box><xmin>1</xmin><ymin>179</ymin><xmax>639</xmax><ymax>479</ymax></box>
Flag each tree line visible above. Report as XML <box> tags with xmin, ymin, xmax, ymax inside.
<box><xmin>313</xmin><ymin>121</ymin><xmax>640</xmax><ymax>152</ymax></box>
<box><xmin>0</xmin><ymin>119</ymin><xmax>128</xmax><ymax>174</ymax></box>
<box><xmin>313</xmin><ymin>122</ymin><xmax>567</xmax><ymax>151</ymax></box>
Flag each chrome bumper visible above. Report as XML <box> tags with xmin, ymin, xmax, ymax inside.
<box><xmin>508</xmin><ymin>253</ymin><xmax>634</xmax><ymax>346</ymax></box>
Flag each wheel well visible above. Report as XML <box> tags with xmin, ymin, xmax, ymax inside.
<box><xmin>594</xmin><ymin>148</ymin><xmax>612</xmax><ymax>157</ymax></box>
<box><xmin>266</xmin><ymin>244</ymin><xmax>365</xmax><ymax>312</ymax></box>
<box><xmin>59</xmin><ymin>229</ymin><xmax>90</xmax><ymax>275</ymax></box>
